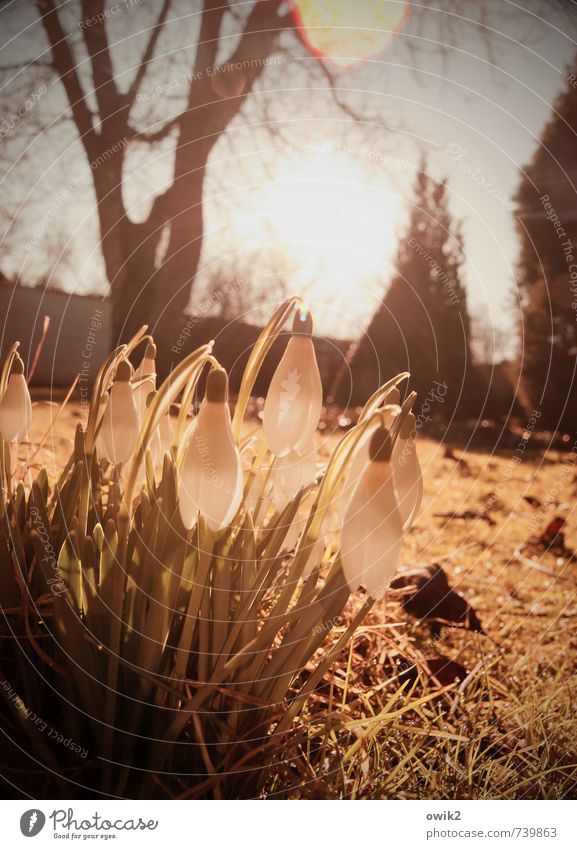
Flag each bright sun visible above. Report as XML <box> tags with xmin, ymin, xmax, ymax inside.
<box><xmin>254</xmin><ymin>149</ymin><xmax>402</xmax><ymax>323</ymax></box>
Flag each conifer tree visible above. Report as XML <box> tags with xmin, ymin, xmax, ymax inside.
<box><xmin>351</xmin><ymin>162</ymin><xmax>475</xmax><ymax>419</ymax></box>
<box><xmin>515</xmin><ymin>73</ymin><xmax>577</xmax><ymax>430</ymax></box>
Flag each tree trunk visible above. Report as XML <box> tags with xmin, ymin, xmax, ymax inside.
<box><xmin>144</xmin><ymin>107</ymin><xmax>216</xmax><ymax>356</ymax></box>
<box><xmin>150</xmin><ymin>167</ymin><xmax>206</xmax><ymax>351</ymax></box>
<box><xmin>110</xmin><ymin>221</ymin><xmax>167</xmax><ymax>345</ymax></box>
<box><xmin>39</xmin><ymin>0</ymin><xmax>287</xmax><ymax>353</ymax></box>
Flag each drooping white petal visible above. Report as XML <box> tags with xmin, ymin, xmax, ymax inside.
<box><xmin>134</xmin><ymin>345</ymin><xmax>156</xmax><ymax>381</ymax></box>
<box><xmin>340</xmin><ymin>428</ymin><xmax>371</xmax><ymax>521</ymax></box>
<box><xmin>339</xmin><ymin>406</ymin><xmax>399</xmax><ymax>520</ymax></box>
<box><xmin>263</xmin><ymin>312</ymin><xmax>322</xmax><ymax>457</ymax></box>
<box><xmin>295</xmin><ymin>367</ymin><xmax>323</xmax><ymax>455</ymax></box>
<box><xmin>133</xmin><ymin>381</ymin><xmax>155</xmax><ymax>423</ymax></box>
<box><xmin>133</xmin><ymin>343</ymin><xmax>157</xmax><ymax>421</ymax></box>
<box><xmin>0</xmin><ymin>370</ymin><xmax>32</xmax><ymax>443</ymax></box>
<box><xmin>341</xmin><ymin>429</ymin><xmax>403</xmax><ymax>598</ymax></box>
<box><xmin>178</xmin><ymin>370</ymin><xmax>243</xmax><ymax>532</ymax></box>
<box><xmin>99</xmin><ymin>362</ymin><xmax>139</xmax><ymax>465</ymax></box>
<box><xmin>392</xmin><ymin>436</ymin><xmax>423</xmax><ymax>530</ymax></box>
<box><xmin>135</xmin><ymin>428</ymin><xmax>162</xmax><ymax>484</ymax></box>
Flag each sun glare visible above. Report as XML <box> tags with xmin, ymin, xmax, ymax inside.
<box><xmin>254</xmin><ymin>149</ymin><xmax>401</xmax><ymax>317</ymax></box>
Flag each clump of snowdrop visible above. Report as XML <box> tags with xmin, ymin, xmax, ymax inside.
<box><xmin>0</xmin><ymin>353</ymin><xmax>32</xmax><ymax>443</ymax></box>
<box><xmin>0</xmin><ymin>298</ymin><xmax>429</xmax><ymax>798</ymax></box>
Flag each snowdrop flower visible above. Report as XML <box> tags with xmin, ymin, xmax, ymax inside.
<box><xmin>134</xmin><ymin>341</ymin><xmax>157</xmax><ymax>382</ymax></box>
<box><xmin>100</xmin><ymin>359</ymin><xmax>139</xmax><ymax>465</ymax></box>
<box><xmin>339</xmin><ymin>398</ymin><xmax>399</xmax><ymax>521</ymax></box>
<box><xmin>263</xmin><ymin>309</ymin><xmax>322</xmax><ymax>457</ymax></box>
<box><xmin>392</xmin><ymin>412</ymin><xmax>423</xmax><ymax>529</ymax></box>
<box><xmin>133</xmin><ymin>342</ymin><xmax>157</xmax><ymax>423</ymax></box>
<box><xmin>0</xmin><ymin>354</ymin><xmax>32</xmax><ymax>443</ymax></box>
<box><xmin>179</xmin><ymin>368</ymin><xmax>243</xmax><ymax>532</ymax></box>
<box><xmin>340</xmin><ymin>426</ymin><xmax>403</xmax><ymax>598</ymax></box>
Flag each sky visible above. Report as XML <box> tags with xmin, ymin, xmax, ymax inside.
<box><xmin>1</xmin><ymin>1</ymin><xmax>577</xmax><ymax>350</ymax></box>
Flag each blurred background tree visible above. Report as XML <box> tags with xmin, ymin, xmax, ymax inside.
<box><xmin>2</xmin><ymin>1</ymin><xmax>577</xmax><ymax>422</ymax></box>
<box><xmin>515</xmin><ymin>73</ymin><xmax>577</xmax><ymax>430</ymax></box>
<box><xmin>33</xmin><ymin>0</ymin><xmax>300</xmax><ymax>342</ymax></box>
<box><xmin>350</xmin><ymin>162</ymin><xmax>484</xmax><ymax>419</ymax></box>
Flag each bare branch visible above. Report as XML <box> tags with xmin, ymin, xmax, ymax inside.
<box><xmin>315</xmin><ymin>60</ymin><xmax>372</xmax><ymax>124</ymax></box>
<box><xmin>80</xmin><ymin>0</ymin><xmax>122</xmax><ymax>125</ymax></box>
<box><xmin>126</xmin><ymin>115</ymin><xmax>181</xmax><ymax>143</ymax></box>
<box><xmin>194</xmin><ymin>0</ymin><xmax>227</xmax><ymax>77</ymax></box>
<box><xmin>36</xmin><ymin>0</ymin><xmax>97</xmax><ymax>151</ymax></box>
<box><xmin>125</xmin><ymin>0</ymin><xmax>172</xmax><ymax>111</ymax></box>
<box><xmin>201</xmin><ymin>0</ymin><xmax>293</xmax><ymax>134</ymax></box>
<box><xmin>0</xmin><ymin>60</ymin><xmax>53</xmax><ymax>72</ymax></box>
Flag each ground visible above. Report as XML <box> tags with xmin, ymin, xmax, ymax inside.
<box><xmin>13</xmin><ymin>398</ymin><xmax>577</xmax><ymax>799</ymax></box>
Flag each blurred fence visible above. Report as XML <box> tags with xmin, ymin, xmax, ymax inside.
<box><xmin>0</xmin><ymin>285</ymin><xmax>111</xmax><ymax>388</ymax></box>
<box><xmin>0</xmin><ymin>286</ymin><xmax>351</xmax><ymax>400</ymax></box>
<box><xmin>0</xmin><ymin>285</ymin><xmax>522</xmax><ymax>425</ymax></box>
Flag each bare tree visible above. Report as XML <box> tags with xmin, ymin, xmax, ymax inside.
<box><xmin>28</xmin><ymin>0</ymin><xmax>304</xmax><ymax>342</ymax></box>
<box><xmin>2</xmin><ymin>0</ymin><xmax>575</xmax><ymax>348</ymax></box>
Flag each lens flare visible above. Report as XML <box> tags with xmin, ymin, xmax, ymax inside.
<box><xmin>291</xmin><ymin>0</ymin><xmax>410</xmax><ymax>69</ymax></box>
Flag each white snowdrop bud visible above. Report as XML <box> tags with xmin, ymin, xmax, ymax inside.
<box><xmin>100</xmin><ymin>359</ymin><xmax>140</xmax><ymax>465</ymax></box>
<box><xmin>339</xmin><ymin>404</ymin><xmax>399</xmax><ymax>521</ymax></box>
<box><xmin>263</xmin><ymin>310</ymin><xmax>322</xmax><ymax>457</ymax></box>
<box><xmin>133</xmin><ymin>342</ymin><xmax>157</xmax><ymax>423</ymax></box>
<box><xmin>0</xmin><ymin>354</ymin><xmax>32</xmax><ymax>443</ymax></box>
<box><xmin>134</xmin><ymin>341</ymin><xmax>157</xmax><ymax>382</ymax></box>
<box><xmin>178</xmin><ymin>368</ymin><xmax>243</xmax><ymax>532</ymax></box>
<box><xmin>340</xmin><ymin>426</ymin><xmax>403</xmax><ymax>597</ymax></box>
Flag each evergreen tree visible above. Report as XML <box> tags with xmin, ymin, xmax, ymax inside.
<box><xmin>350</xmin><ymin>162</ymin><xmax>476</xmax><ymax>419</ymax></box>
<box><xmin>515</xmin><ymin>73</ymin><xmax>577</xmax><ymax>430</ymax></box>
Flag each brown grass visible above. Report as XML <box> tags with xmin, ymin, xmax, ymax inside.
<box><xmin>261</xmin><ymin>434</ymin><xmax>577</xmax><ymax>798</ymax></box>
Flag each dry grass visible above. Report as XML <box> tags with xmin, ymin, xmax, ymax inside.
<box><xmin>11</xmin><ymin>398</ymin><xmax>577</xmax><ymax>799</ymax></box>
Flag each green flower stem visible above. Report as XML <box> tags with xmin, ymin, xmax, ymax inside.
<box><xmin>124</xmin><ymin>343</ymin><xmax>214</xmax><ymax>509</ymax></box>
<box><xmin>231</xmin><ymin>297</ymin><xmax>301</xmax><ymax>444</ymax></box>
